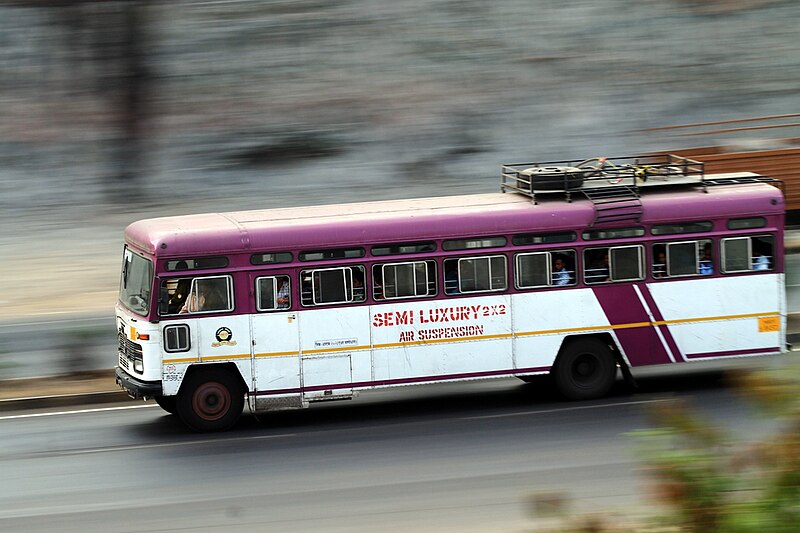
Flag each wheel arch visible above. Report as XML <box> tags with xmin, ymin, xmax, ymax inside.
<box><xmin>555</xmin><ymin>332</ymin><xmax>627</xmax><ymax>371</ymax></box>
<box><xmin>179</xmin><ymin>362</ymin><xmax>248</xmax><ymax>396</ymax></box>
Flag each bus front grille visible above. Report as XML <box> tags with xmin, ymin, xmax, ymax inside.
<box><xmin>118</xmin><ymin>328</ymin><xmax>143</xmax><ymax>372</ymax></box>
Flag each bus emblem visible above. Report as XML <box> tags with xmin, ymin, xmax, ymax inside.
<box><xmin>212</xmin><ymin>327</ymin><xmax>237</xmax><ymax>347</ymax></box>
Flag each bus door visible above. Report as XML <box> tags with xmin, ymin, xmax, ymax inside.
<box><xmin>297</xmin><ymin>266</ymin><xmax>371</xmax><ymax>401</ymax></box>
<box><xmin>250</xmin><ymin>273</ymin><xmax>302</xmax><ymax>410</ymax></box>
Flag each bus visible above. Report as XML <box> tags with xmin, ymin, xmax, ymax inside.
<box><xmin>115</xmin><ymin>155</ymin><xmax>786</xmax><ymax>431</ymax></box>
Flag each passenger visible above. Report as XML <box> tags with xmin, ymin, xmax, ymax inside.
<box><xmin>167</xmin><ymin>261</ymin><xmax>191</xmax><ymax>314</ymax></box>
<box><xmin>276</xmin><ymin>278</ymin><xmax>290</xmax><ymax>308</ymax></box>
<box><xmin>586</xmin><ymin>251</ymin><xmax>610</xmax><ymax>283</ymax></box>
<box><xmin>445</xmin><ymin>268</ymin><xmax>459</xmax><ymax>294</ymax></box>
<box><xmin>552</xmin><ymin>256</ymin><xmax>571</xmax><ymax>286</ymax></box>
<box><xmin>699</xmin><ymin>243</ymin><xmax>713</xmax><ymax>275</ymax></box>
<box><xmin>753</xmin><ymin>249</ymin><xmax>770</xmax><ymax>271</ymax></box>
<box><xmin>352</xmin><ymin>270</ymin><xmax>365</xmax><ymax>301</ymax></box>
<box><xmin>180</xmin><ymin>282</ymin><xmax>225</xmax><ymax>313</ymax></box>
<box><xmin>653</xmin><ymin>248</ymin><xmax>667</xmax><ymax>278</ymax></box>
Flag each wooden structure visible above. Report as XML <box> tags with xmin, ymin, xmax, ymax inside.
<box><xmin>642</xmin><ymin>114</ymin><xmax>800</xmax><ymax>212</ymax></box>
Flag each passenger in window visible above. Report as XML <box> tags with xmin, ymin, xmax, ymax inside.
<box><xmin>552</xmin><ymin>256</ymin><xmax>571</xmax><ymax>286</ymax></box>
<box><xmin>445</xmin><ymin>267</ymin><xmax>459</xmax><ymax>294</ymax></box>
<box><xmin>653</xmin><ymin>248</ymin><xmax>667</xmax><ymax>278</ymax></box>
<box><xmin>586</xmin><ymin>251</ymin><xmax>610</xmax><ymax>283</ymax></box>
<box><xmin>180</xmin><ymin>284</ymin><xmax>224</xmax><ymax>313</ymax></box>
<box><xmin>168</xmin><ymin>278</ymin><xmax>192</xmax><ymax>314</ymax></box>
<box><xmin>753</xmin><ymin>246</ymin><xmax>770</xmax><ymax>271</ymax></box>
<box><xmin>167</xmin><ymin>261</ymin><xmax>191</xmax><ymax>314</ymax></box>
<box><xmin>276</xmin><ymin>278</ymin><xmax>290</xmax><ymax>308</ymax></box>
<box><xmin>352</xmin><ymin>270</ymin><xmax>366</xmax><ymax>301</ymax></box>
<box><xmin>699</xmin><ymin>243</ymin><xmax>713</xmax><ymax>275</ymax></box>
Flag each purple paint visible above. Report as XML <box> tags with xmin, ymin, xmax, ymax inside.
<box><xmin>685</xmin><ymin>347</ymin><xmax>781</xmax><ymax>359</ymax></box>
<box><xmin>591</xmin><ymin>284</ymin><xmax>675</xmax><ymax>366</ymax></box>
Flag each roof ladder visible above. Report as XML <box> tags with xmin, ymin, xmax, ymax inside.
<box><xmin>582</xmin><ymin>185</ymin><xmax>643</xmax><ymax>225</ymax></box>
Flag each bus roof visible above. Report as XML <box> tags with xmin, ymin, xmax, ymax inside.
<box><xmin>125</xmin><ymin>181</ymin><xmax>784</xmax><ymax>257</ymax></box>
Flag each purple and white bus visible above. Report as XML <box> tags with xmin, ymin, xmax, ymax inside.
<box><xmin>116</xmin><ymin>156</ymin><xmax>786</xmax><ymax>431</ymax></box>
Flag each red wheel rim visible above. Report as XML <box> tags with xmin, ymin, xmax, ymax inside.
<box><xmin>192</xmin><ymin>381</ymin><xmax>231</xmax><ymax>421</ymax></box>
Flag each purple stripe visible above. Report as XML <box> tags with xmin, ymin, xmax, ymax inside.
<box><xmin>591</xmin><ymin>285</ymin><xmax>673</xmax><ymax>366</ymax></box>
<box><xmin>636</xmin><ymin>284</ymin><xmax>684</xmax><ymax>362</ymax></box>
<box><xmin>685</xmin><ymin>347</ymin><xmax>781</xmax><ymax>359</ymax></box>
<box><xmin>251</xmin><ymin>365</ymin><xmax>551</xmax><ymax>396</ymax></box>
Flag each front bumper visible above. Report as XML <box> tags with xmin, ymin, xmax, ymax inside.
<box><xmin>115</xmin><ymin>366</ymin><xmax>162</xmax><ymax>399</ymax></box>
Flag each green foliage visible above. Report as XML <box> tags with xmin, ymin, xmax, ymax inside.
<box><xmin>632</xmin><ymin>364</ymin><xmax>800</xmax><ymax>532</ymax></box>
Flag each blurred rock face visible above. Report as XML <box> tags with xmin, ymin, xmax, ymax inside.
<box><xmin>0</xmin><ymin>0</ymin><xmax>798</xmax><ymax>219</ymax></box>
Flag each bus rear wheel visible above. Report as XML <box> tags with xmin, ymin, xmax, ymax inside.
<box><xmin>553</xmin><ymin>338</ymin><xmax>616</xmax><ymax>401</ymax></box>
<box><xmin>176</xmin><ymin>369</ymin><xmax>244</xmax><ymax>432</ymax></box>
<box><xmin>154</xmin><ymin>395</ymin><xmax>177</xmax><ymax>415</ymax></box>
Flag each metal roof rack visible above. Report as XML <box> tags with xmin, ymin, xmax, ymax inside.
<box><xmin>501</xmin><ymin>154</ymin><xmax>707</xmax><ymax>225</ymax></box>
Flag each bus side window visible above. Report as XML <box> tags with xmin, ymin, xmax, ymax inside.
<box><xmin>609</xmin><ymin>246</ymin><xmax>644</xmax><ymax>281</ymax></box>
<box><xmin>255</xmin><ymin>275</ymin><xmax>291</xmax><ymax>311</ymax></box>
<box><xmin>161</xmin><ymin>276</ymin><xmax>193</xmax><ymax>315</ymax></box>
<box><xmin>722</xmin><ymin>235</ymin><xmax>775</xmax><ymax>273</ymax></box>
<box><xmin>584</xmin><ymin>248</ymin><xmax>609</xmax><ymax>284</ymax></box>
<box><xmin>444</xmin><ymin>255</ymin><xmax>506</xmax><ymax>294</ymax></box>
<box><xmin>752</xmin><ymin>235</ymin><xmax>774</xmax><ymax>271</ymax></box>
<box><xmin>374</xmin><ymin>261</ymin><xmax>435</xmax><ymax>300</ymax></box>
<box><xmin>516</xmin><ymin>250</ymin><xmax>576</xmax><ymax>288</ymax></box>
<box><xmin>585</xmin><ymin>246</ymin><xmax>643</xmax><ymax>283</ymax></box>
<box><xmin>181</xmin><ymin>276</ymin><xmax>233</xmax><ymax>314</ymax></box>
<box><xmin>301</xmin><ymin>266</ymin><xmax>365</xmax><ymax>306</ymax></box>
<box><xmin>666</xmin><ymin>241</ymin><xmax>701</xmax><ymax>276</ymax></box>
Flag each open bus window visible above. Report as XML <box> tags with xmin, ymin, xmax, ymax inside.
<box><xmin>444</xmin><ymin>255</ymin><xmax>506</xmax><ymax>294</ymax></box>
<box><xmin>256</xmin><ymin>275</ymin><xmax>291</xmax><ymax>311</ymax></box>
<box><xmin>515</xmin><ymin>250</ymin><xmax>576</xmax><ymax>289</ymax></box>
<box><xmin>300</xmin><ymin>266</ymin><xmax>365</xmax><ymax>306</ymax></box>
<box><xmin>584</xmin><ymin>246</ymin><xmax>643</xmax><ymax>283</ymax></box>
<box><xmin>652</xmin><ymin>241</ymin><xmax>711</xmax><ymax>278</ymax></box>
<box><xmin>161</xmin><ymin>276</ymin><xmax>193</xmax><ymax>315</ymax></box>
<box><xmin>722</xmin><ymin>235</ymin><xmax>774</xmax><ymax>273</ymax></box>
<box><xmin>373</xmin><ymin>261</ymin><xmax>436</xmax><ymax>300</ymax></box>
<box><xmin>161</xmin><ymin>275</ymin><xmax>232</xmax><ymax>315</ymax></box>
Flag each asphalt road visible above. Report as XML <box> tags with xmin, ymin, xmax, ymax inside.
<box><xmin>0</xmin><ymin>373</ymin><xmax>781</xmax><ymax>532</ymax></box>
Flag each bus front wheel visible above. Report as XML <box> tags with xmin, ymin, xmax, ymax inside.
<box><xmin>176</xmin><ymin>369</ymin><xmax>244</xmax><ymax>432</ymax></box>
<box><xmin>553</xmin><ymin>338</ymin><xmax>616</xmax><ymax>401</ymax></box>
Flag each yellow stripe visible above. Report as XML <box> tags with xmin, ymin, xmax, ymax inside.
<box><xmin>652</xmin><ymin>311</ymin><xmax>780</xmax><ymax>326</ymax></box>
<box><xmin>255</xmin><ymin>350</ymin><xmax>298</xmax><ymax>359</ymax></box>
<box><xmin>163</xmin><ymin>357</ymin><xmax>197</xmax><ymax>364</ymax></box>
<box><xmin>201</xmin><ymin>353</ymin><xmax>251</xmax><ymax>362</ymax></box>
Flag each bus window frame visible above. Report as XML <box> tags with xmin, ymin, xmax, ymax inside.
<box><xmin>444</xmin><ymin>254</ymin><xmax>507</xmax><ymax>294</ymax></box>
<box><xmin>374</xmin><ymin>260</ymin><xmax>437</xmax><ymax>301</ymax></box>
<box><xmin>183</xmin><ymin>275</ymin><xmax>234</xmax><ymax>315</ymax></box>
<box><xmin>584</xmin><ymin>245</ymin><xmax>645</xmax><ymax>284</ymax></box>
<box><xmin>664</xmin><ymin>239</ymin><xmax>711</xmax><ymax>278</ymax></box>
<box><xmin>255</xmin><ymin>274</ymin><xmax>291</xmax><ymax>312</ymax></box>
<box><xmin>300</xmin><ymin>265</ymin><xmax>366</xmax><ymax>307</ymax></box>
<box><xmin>515</xmin><ymin>249</ymin><xmax>577</xmax><ymax>289</ymax></box>
<box><xmin>721</xmin><ymin>234</ymin><xmax>775</xmax><ymax>273</ymax></box>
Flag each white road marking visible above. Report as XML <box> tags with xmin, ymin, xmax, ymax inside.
<box><xmin>0</xmin><ymin>403</ymin><xmax>157</xmax><ymax>420</ymax></box>
<box><xmin>460</xmin><ymin>398</ymin><xmax>671</xmax><ymax>420</ymax></box>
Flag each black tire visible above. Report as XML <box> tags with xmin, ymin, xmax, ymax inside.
<box><xmin>176</xmin><ymin>369</ymin><xmax>244</xmax><ymax>432</ymax></box>
<box><xmin>552</xmin><ymin>338</ymin><xmax>617</xmax><ymax>401</ymax></box>
<box><xmin>154</xmin><ymin>395</ymin><xmax>177</xmax><ymax>415</ymax></box>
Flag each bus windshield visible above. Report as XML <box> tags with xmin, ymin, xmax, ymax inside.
<box><xmin>119</xmin><ymin>247</ymin><xmax>153</xmax><ymax>316</ymax></box>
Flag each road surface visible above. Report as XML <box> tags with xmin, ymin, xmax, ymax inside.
<box><xmin>0</xmin><ymin>373</ymin><xmax>782</xmax><ymax>532</ymax></box>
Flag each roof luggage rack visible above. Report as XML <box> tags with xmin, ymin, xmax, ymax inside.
<box><xmin>501</xmin><ymin>154</ymin><xmax>707</xmax><ymax>225</ymax></box>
